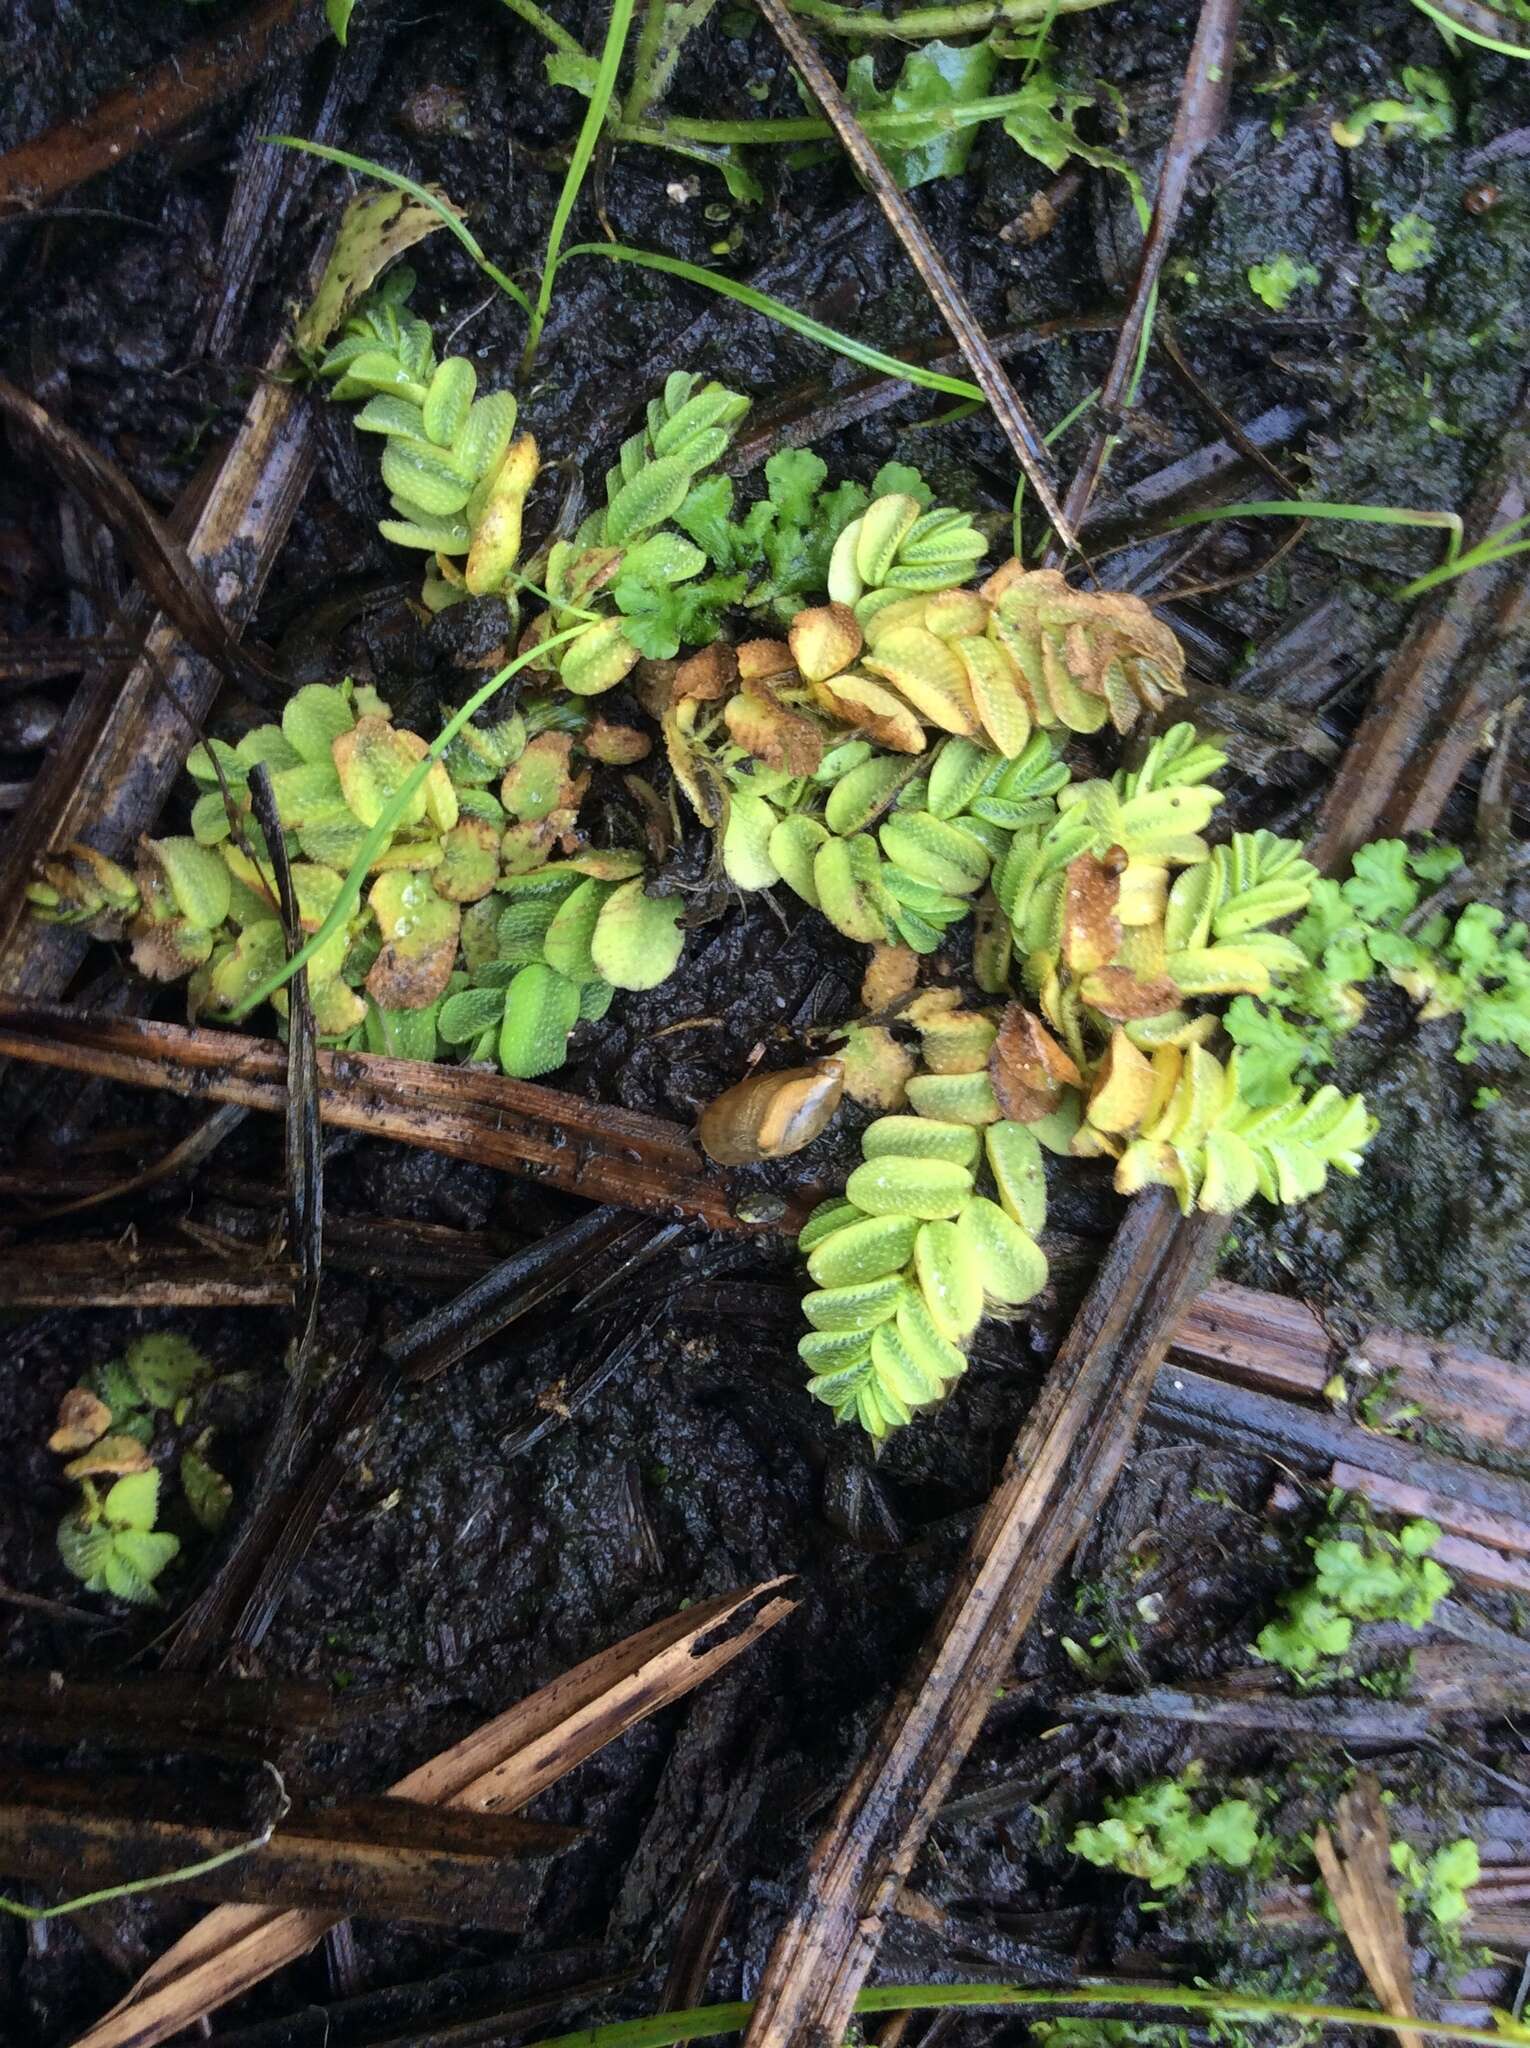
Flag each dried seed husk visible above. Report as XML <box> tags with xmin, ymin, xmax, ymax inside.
<box><xmin>913</xmin><ymin>1218</ymin><xmax>983</xmax><ymax>1342</ymax></box>
<box><xmin>843</xmin><ymin>1155</ymin><xmax>973</xmax><ymax>1219</ymax></box>
<box><xmin>806</xmin><ymin>1212</ymin><xmax>921</xmax><ymax>1287</ymax></box>
<box><xmin>698</xmin><ymin>1058</ymin><xmax>844</xmax><ymax>1165</ymax></box>
<box><xmin>903</xmin><ymin>1069</ymin><xmax>1001</xmax><ymax>1126</ymax></box>
<box><xmin>957</xmin><ymin>1195</ymin><xmax>1047</xmax><ymax>1307</ymax></box>
<box><xmin>802</xmin><ymin>1274</ymin><xmax>908</xmax><ymax>1332</ymax></box>
<box><xmin>861</xmin><ymin>1115</ymin><xmax>979</xmax><ymax>1167</ymax></box>
<box><xmin>985</xmin><ymin>1121</ymin><xmax>1047</xmax><ymax>1234</ymax></box>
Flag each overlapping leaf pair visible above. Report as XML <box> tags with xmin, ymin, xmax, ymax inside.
<box><xmin>796</xmin><ymin>999</ymin><xmax>1047</xmax><ymax>1438</ymax></box>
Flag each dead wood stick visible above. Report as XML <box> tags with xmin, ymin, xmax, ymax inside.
<box><xmin>740</xmin><ymin>1198</ymin><xmax>1225</xmax><ymax>2048</ymax></box>
<box><xmin>0</xmin><ymin>1243</ymin><xmax>295</xmax><ymax>1310</ymax></box>
<box><xmin>1050</xmin><ymin>1685</ymin><xmax>1443</xmax><ymax>1744</ymax></box>
<box><xmin>0</xmin><ymin>1774</ymin><xmax>578</xmax><ymax>1930</ymax></box>
<box><xmin>0</xmin><ymin>0</ymin><xmax>327</xmax><ymax>211</ymax></box>
<box><xmin>0</xmin><ymin>1673</ymin><xmax>363</xmax><ymax>1754</ymax></box>
<box><xmin>0</xmin><ymin>1003</ymin><xmax>808</xmax><ymax>1232</ymax></box>
<box><xmin>0</xmin><ymin>295</ymin><xmax>320</xmax><ymax>1000</ymax></box>
<box><xmin>1312</xmin><ymin>1776</ymin><xmax>1418</xmax><ymax>2047</ymax></box>
<box><xmin>1054</xmin><ymin>0</ymin><xmax>1244</xmax><ymax>546</ymax></box>
<box><xmin>751</xmin><ymin>0</ymin><xmax>1074</xmax><ymax>549</ymax></box>
<box><xmin>71</xmin><ymin>1579</ymin><xmax>800</xmax><ymax>2048</ymax></box>
<box><xmin>1309</xmin><ymin>373</ymin><xmax>1530</xmax><ymax>872</ymax></box>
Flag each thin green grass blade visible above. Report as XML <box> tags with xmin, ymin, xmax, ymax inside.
<box><xmin>522</xmin><ymin>0</ymin><xmax>639</xmax><ymax>376</ymax></box>
<box><xmin>266</xmin><ymin>137</ymin><xmax>534</xmax><ymax>317</ymax></box>
<box><xmin>1396</xmin><ymin>513</ymin><xmax>1530</xmax><ymax>598</ymax></box>
<box><xmin>1411</xmin><ymin>0</ymin><xmax>1530</xmax><ymax>55</ymax></box>
<box><xmin>225</xmin><ymin>625</ymin><xmax>589</xmax><ymax>1020</ymax></box>
<box><xmin>563</xmin><ymin>242</ymin><xmax>984</xmax><ymax>401</ymax></box>
<box><xmin>498</xmin><ymin>0</ymin><xmax>589</xmax><ymax>60</ymax></box>
<box><xmin>508</xmin><ymin>1980</ymin><xmax>1530</xmax><ymax>2048</ymax></box>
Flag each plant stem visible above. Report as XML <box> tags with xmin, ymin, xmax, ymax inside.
<box><xmin>623</xmin><ymin>0</ymin><xmax>720</xmax><ymax>125</ymax></box>
<box><xmin>522</xmin><ymin>0</ymin><xmax>639</xmax><ymax>379</ymax></box>
<box><xmin>619</xmin><ymin>85</ymin><xmax>1046</xmax><ymax>146</ymax></box>
<box><xmin>512</xmin><ymin>1981</ymin><xmax>1530</xmax><ymax>2048</ymax></box>
<box><xmin>498</xmin><ymin>0</ymin><xmax>588</xmax><ymax>59</ymax></box>
<box><xmin>622</xmin><ymin>0</ymin><xmax>671</xmax><ymax>123</ymax></box>
<box><xmin>784</xmin><ymin>0</ymin><xmax>1111</xmax><ymax>38</ymax></box>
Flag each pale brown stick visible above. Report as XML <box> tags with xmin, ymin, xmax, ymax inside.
<box><xmin>751</xmin><ymin>0</ymin><xmax>1075</xmax><ymax>550</ymax></box>
<box><xmin>70</xmin><ymin>1579</ymin><xmax>799</xmax><ymax>2048</ymax></box>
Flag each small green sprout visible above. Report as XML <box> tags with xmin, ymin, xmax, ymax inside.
<box><xmin>1247</xmin><ymin>256</ymin><xmax>1321</xmax><ymax>312</ymax></box>
<box><xmin>1391</xmin><ymin>1836</ymin><xmax>1480</xmax><ymax>1929</ymax></box>
<box><xmin>1387</xmin><ymin>213</ymin><xmax>1437</xmax><ymax>274</ymax></box>
<box><xmin>1331</xmin><ymin>68</ymin><xmax>1453</xmax><ymax>148</ymax></box>
<box><xmin>58</xmin><ymin>1470</ymin><xmax>181</xmax><ymax>1606</ymax></box>
<box><xmin>1254</xmin><ymin>1513</ymin><xmax>1452</xmax><ymax>1680</ymax></box>
<box><xmin>1070</xmin><ymin>1765</ymin><xmax>1263</xmax><ymax>1892</ymax></box>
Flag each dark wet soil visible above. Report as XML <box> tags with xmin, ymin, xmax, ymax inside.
<box><xmin>2</xmin><ymin>1</ymin><xmax>1529</xmax><ymax>2043</ymax></box>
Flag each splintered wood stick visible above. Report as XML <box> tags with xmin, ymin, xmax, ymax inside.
<box><xmin>0</xmin><ymin>1003</ymin><xmax>797</xmax><ymax>1233</ymax></box>
<box><xmin>70</xmin><ymin>1579</ymin><xmax>800</xmax><ymax>2048</ymax></box>
<box><xmin>0</xmin><ymin>1773</ymin><xmax>579</xmax><ymax>1930</ymax></box>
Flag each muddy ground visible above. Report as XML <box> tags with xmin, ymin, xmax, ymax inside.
<box><xmin>1</xmin><ymin>0</ymin><xmax>1529</xmax><ymax>2042</ymax></box>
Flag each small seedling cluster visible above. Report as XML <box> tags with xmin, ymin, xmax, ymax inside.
<box><xmin>1069</xmin><ymin>1764</ymin><xmax>1263</xmax><ymax>1893</ymax></box>
<box><xmin>49</xmin><ymin>1336</ymin><xmax>228</xmax><ymax>1605</ymax></box>
<box><xmin>1253</xmin><ymin>1510</ymin><xmax>1452</xmax><ymax>1680</ymax></box>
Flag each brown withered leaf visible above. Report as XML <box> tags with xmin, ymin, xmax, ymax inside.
<box><xmin>675</xmin><ymin>642</ymin><xmax>738</xmax><ymax>702</ymax></box>
<box><xmin>1062</xmin><ymin>853</ymin><xmax>1123</xmax><ymax>974</ymax></box>
<box><xmin>1085</xmin><ymin>1029</ymin><xmax>1155</xmax><ymax>1134</ymax></box>
<box><xmin>737</xmin><ymin>637</ymin><xmax>795</xmax><ymax>683</ymax></box>
<box><xmin>837</xmin><ymin>1024</ymin><xmax>915</xmax><ymax>1110</ymax></box>
<box><xmin>64</xmin><ymin>1434</ymin><xmax>154</xmax><ymax>1479</ymax></box>
<box><xmin>585</xmin><ymin>719</ymin><xmax>651</xmax><ymax>765</ymax></box>
<box><xmin>724</xmin><ymin>687</ymin><xmax>823</xmax><ymax>776</ymax></box>
<box><xmin>861</xmin><ymin>943</ymin><xmax>920</xmax><ymax>1013</ymax></box>
<box><xmin>989</xmin><ymin>1002</ymin><xmax>1083</xmax><ymax>1121</ymax></box>
<box><xmin>49</xmin><ymin>1387</ymin><xmax>112</xmax><ymax>1455</ymax></box>
<box><xmin>1079</xmin><ymin>965</ymin><xmax>1182</xmax><ymax>1020</ymax></box>
<box><xmin>978</xmin><ymin>557</ymin><xmax>1026</xmax><ymax>606</ymax></box>
<box><xmin>632</xmin><ymin>658</ymin><xmax>679</xmax><ymax>719</ymax></box>
<box><xmin>662</xmin><ymin>707</ymin><xmax>720</xmax><ymax>827</ymax></box>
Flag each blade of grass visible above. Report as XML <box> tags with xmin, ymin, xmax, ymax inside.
<box><xmin>621</xmin><ymin>85</ymin><xmax>1091</xmax><ymax>146</ymax></box>
<box><xmin>266</xmin><ymin>137</ymin><xmax>534</xmax><ymax>318</ymax></box>
<box><xmin>1395</xmin><ymin>511</ymin><xmax>1530</xmax><ymax>598</ymax></box>
<box><xmin>498</xmin><ymin>0</ymin><xmax>590</xmax><ymax>61</ymax></box>
<box><xmin>1158</xmin><ymin>497</ymin><xmax>1463</xmax><ymax>557</ymax></box>
<box><xmin>224</xmin><ymin>625</ymin><xmax>589</xmax><ymax>1021</ymax></box>
<box><xmin>1411</xmin><ymin>0</ymin><xmax>1530</xmax><ymax>56</ymax></box>
<box><xmin>509</xmin><ymin>1981</ymin><xmax>1530</xmax><ymax>2048</ymax></box>
<box><xmin>565</xmin><ymin>241</ymin><xmax>984</xmax><ymax>402</ymax></box>
<box><xmin>522</xmin><ymin>0</ymin><xmax>639</xmax><ymax>377</ymax></box>
<box><xmin>785</xmin><ymin>0</ymin><xmax>1112</xmax><ymax>37</ymax></box>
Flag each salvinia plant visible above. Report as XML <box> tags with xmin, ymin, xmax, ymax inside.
<box><xmin>33</xmin><ymin>273</ymin><xmax>1525</xmax><ymax>1444</ymax></box>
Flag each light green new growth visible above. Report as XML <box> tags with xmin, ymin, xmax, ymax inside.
<box><xmin>1247</xmin><ymin>255</ymin><xmax>1320</xmax><ymax>312</ymax></box>
<box><xmin>1069</xmin><ymin>1765</ymin><xmax>1263</xmax><ymax>1892</ymax></box>
<box><xmin>1254</xmin><ymin>1512</ymin><xmax>1452</xmax><ymax>1680</ymax></box>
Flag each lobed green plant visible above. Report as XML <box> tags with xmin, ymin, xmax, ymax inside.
<box><xmin>49</xmin><ymin>1336</ymin><xmax>231</xmax><ymax>1605</ymax></box>
<box><xmin>1253</xmin><ymin>1511</ymin><xmax>1452</xmax><ymax>1681</ymax></box>
<box><xmin>1223</xmin><ymin>838</ymin><xmax>1530</xmax><ymax>1103</ymax></box>
<box><xmin>1390</xmin><ymin>1836</ymin><xmax>1480</xmax><ymax>1931</ymax></box>
<box><xmin>1069</xmin><ymin>1764</ymin><xmax>1263</xmax><ymax>1893</ymax></box>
